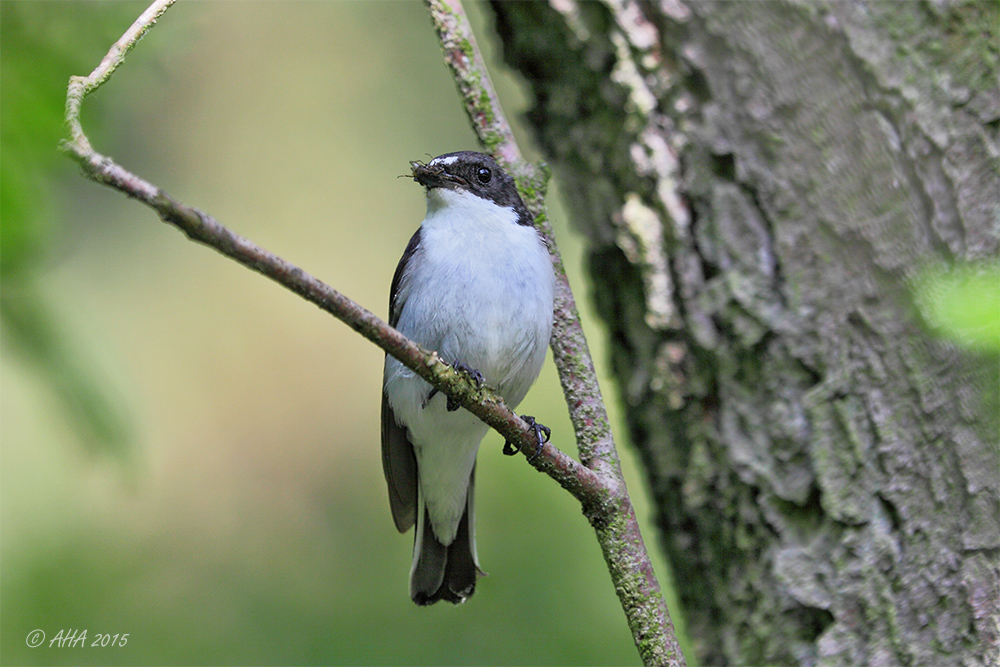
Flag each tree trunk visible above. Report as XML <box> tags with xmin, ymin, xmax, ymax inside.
<box><xmin>489</xmin><ymin>1</ymin><xmax>998</xmax><ymax>664</ymax></box>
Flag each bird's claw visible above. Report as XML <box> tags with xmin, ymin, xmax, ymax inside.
<box><xmin>446</xmin><ymin>361</ymin><xmax>484</xmax><ymax>412</ymax></box>
<box><xmin>503</xmin><ymin>415</ymin><xmax>551</xmax><ymax>460</ymax></box>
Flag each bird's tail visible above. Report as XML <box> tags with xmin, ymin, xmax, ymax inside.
<box><xmin>409</xmin><ymin>467</ymin><xmax>484</xmax><ymax>605</ymax></box>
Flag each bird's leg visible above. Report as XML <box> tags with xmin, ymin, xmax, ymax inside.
<box><xmin>503</xmin><ymin>415</ymin><xmax>550</xmax><ymax>460</ymax></box>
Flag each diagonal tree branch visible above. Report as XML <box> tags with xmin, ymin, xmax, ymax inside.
<box><xmin>60</xmin><ymin>0</ymin><xmax>601</xmax><ymax>502</ymax></box>
<box><xmin>61</xmin><ymin>1</ymin><xmax>686</xmax><ymax>665</ymax></box>
<box><xmin>423</xmin><ymin>2</ymin><xmax>686</xmax><ymax>665</ymax></box>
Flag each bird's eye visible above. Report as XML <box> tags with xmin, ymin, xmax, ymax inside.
<box><xmin>476</xmin><ymin>167</ymin><xmax>492</xmax><ymax>184</ymax></box>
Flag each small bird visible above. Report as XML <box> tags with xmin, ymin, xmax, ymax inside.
<box><xmin>381</xmin><ymin>151</ymin><xmax>555</xmax><ymax>605</ymax></box>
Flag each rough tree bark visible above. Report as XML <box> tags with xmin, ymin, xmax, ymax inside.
<box><xmin>489</xmin><ymin>1</ymin><xmax>998</xmax><ymax>665</ymax></box>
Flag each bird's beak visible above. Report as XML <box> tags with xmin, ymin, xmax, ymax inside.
<box><xmin>411</xmin><ymin>161</ymin><xmax>466</xmax><ymax>189</ymax></box>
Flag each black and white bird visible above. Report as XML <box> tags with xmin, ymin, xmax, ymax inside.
<box><xmin>381</xmin><ymin>151</ymin><xmax>555</xmax><ymax>605</ymax></box>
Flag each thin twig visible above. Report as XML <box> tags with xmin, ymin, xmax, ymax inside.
<box><xmin>423</xmin><ymin>1</ymin><xmax>687</xmax><ymax>665</ymax></box>
<box><xmin>65</xmin><ymin>0</ymin><xmax>177</xmax><ymax>154</ymax></box>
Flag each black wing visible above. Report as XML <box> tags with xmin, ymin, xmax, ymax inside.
<box><xmin>381</xmin><ymin>228</ymin><xmax>422</xmax><ymax>532</ymax></box>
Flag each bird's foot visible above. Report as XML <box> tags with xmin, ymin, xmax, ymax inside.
<box><xmin>503</xmin><ymin>415</ymin><xmax>551</xmax><ymax>460</ymax></box>
<box><xmin>446</xmin><ymin>361</ymin><xmax>484</xmax><ymax>412</ymax></box>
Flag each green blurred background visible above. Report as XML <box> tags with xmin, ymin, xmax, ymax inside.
<box><xmin>1</xmin><ymin>2</ymin><xmax>679</xmax><ymax>664</ymax></box>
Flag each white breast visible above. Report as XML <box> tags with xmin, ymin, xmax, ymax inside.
<box><xmin>393</xmin><ymin>188</ymin><xmax>554</xmax><ymax>407</ymax></box>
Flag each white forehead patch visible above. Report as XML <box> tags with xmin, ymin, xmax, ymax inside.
<box><xmin>429</xmin><ymin>155</ymin><xmax>459</xmax><ymax>167</ymax></box>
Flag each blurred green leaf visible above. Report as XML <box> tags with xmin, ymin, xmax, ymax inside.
<box><xmin>915</xmin><ymin>261</ymin><xmax>1000</xmax><ymax>352</ymax></box>
<box><xmin>1</xmin><ymin>1</ymin><xmax>142</xmax><ymax>458</ymax></box>
<box><xmin>1</xmin><ymin>284</ymin><xmax>134</xmax><ymax>459</ymax></box>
